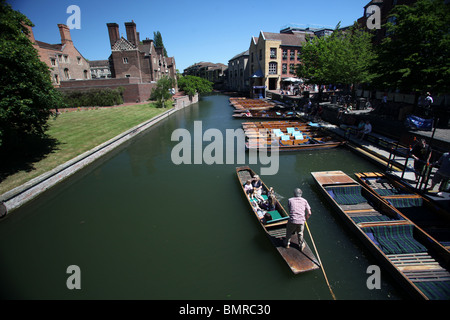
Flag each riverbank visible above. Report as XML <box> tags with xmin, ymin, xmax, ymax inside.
<box><xmin>0</xmin><ymin>93</ymin><xmax>198</xmax><ymax>215</ymax></box>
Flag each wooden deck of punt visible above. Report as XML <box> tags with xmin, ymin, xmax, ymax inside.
<box><xmin>241</xmin><ymin>121</ymin><xmax>345</xmax><ymax>151</ymax></box>
<box><xmin>236</xmin><ymin>166</ymin><xmax>320</xmax><ymax>274</ymax></box>
<box><xmin>229</xmin><ymin>98</ymin><xmax>276</xmax><ymax>111</ymax></box>
<box><xmin>355</xmin><ymin>172</ymin><xmax>450</xmax><ymax>252</ymax></box>
<box><xmin>232</xmin><ymin>110</ymin><xmax>300</xmax><ymax>120</ymax></box>
<box><xmin>311</xmin><ymin>170</ymin><xmax>450</xmax><ymax>300</ymax></box>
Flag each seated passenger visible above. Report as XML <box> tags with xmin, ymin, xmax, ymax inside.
<box><xmin>244</xmin><ymin>180</ymin><xmax>253</xmax><ymax>195</ymax></box>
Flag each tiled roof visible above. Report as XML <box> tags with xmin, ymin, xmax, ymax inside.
<box><xmin>111</xmin><ymin>37</ymin><xmax>136</xmax><ymax>51</ymax></box>
<box><xmin>261</xmin><ymin>32</ymin><xmax>306</xmax><ymax>46</ymax></box>
<box><xmin>35</xmin><ymin>40</ymin><xmax>62</xmax><ymax>51</ymax></box>
<box><xmin>89</xmin><ymin>60</ymin><xmax>109</xmax><ymax>67</ymax></box>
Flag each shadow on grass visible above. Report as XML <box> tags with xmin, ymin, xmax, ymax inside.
<box><xmin>0</xmin><ymin>134</ymin><xmax>61</xmax><ymax>185</ymax></box>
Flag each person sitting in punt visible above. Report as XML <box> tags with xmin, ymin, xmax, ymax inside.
<box><xmin>356</xmin><ymin>120</ymin><xmax>372</xmax><ymax>140</ymax></box>
<box><xmin>252</xmin><ymin>175</ymin><xmax>263</xmax><ymax>196</ymax></box>
<box><xmin>252</xmin><ymin>201</ymin><xmax>272</xmax><ymax>224</ymax></box>
<box><xmin>244</xmin><ymin>180</ymin><xmax>253</xmax><ymax>195</ymax></box>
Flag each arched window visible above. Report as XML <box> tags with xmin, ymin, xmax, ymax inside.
<box><xmin>83</xmin><ymin>70</ymin><xmax>88</xmax><ymax>79</ymax></box>
<box><xmin>268</xmin><ymin>62</ymin><xmax>277</xmax><ymax>75</ymax></box>
<box><xmin>64</xmin><ymin>68</ymin><xmax>70</xmax><ymax>80</ymax></box>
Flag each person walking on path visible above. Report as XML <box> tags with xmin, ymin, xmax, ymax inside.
<box><xmin>283</xmin><ymin>188</ymin><xmax>311</xmax><ymax>250</ymax></box>
<box><xmin>428</xmin><ymin>152</ymin><xmax>450</xmax><ymax>191</ymax></box>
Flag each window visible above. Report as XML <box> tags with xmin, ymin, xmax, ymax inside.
<box><xmin>63</xmin><ymin>68</ymin><xmax>70</xmax><ymax>80</ymax></box>
<box><xmin>54</xmin><ymin>74</ymin><xmax>59</xmax><ymax>84</ymax></box>
<box><xmin>83</xmin><ymin>70</ymin><xmax>88</xmax><ymax>79</ymax></box>
<box><xmin>63</xmin><ymin>55</ymin><xmax>69</xmax><ymax>63</ymax></box>
<box><xmin>290</xmin><ymin>50</ymin><xmax>295</xmax><ymax>60</ymax></box>
<box><xmin>77</xmin><ymin>57</ymin><xmax>82</xmax><ymax>65</ymax></box>
<box><xmin>58</xmin><ymin>54</ymin><xmax>62</xmax><ymax>62</ymax></box>
<box><xmin>282</xmin><ymin>49</ymin><xmax>287</xmax><ymax>60</ymax></box>
<box><xmin>268</xmin><ymin>62</ymin><xmax>277</xmax><ymax>75</ymax></box>
<box><xmin>289</xmin><ymin>64</ymin><xmax>295</xmax><ymax>74</ymax></box>
<box><xmin>297</xmin><ymin>50</ymin><xmax>301</xmax><ymax>60</ymax></box>
<box><xmin>270</xmin><ymin>48</ymin><xmax>277</xmax><ymax>59</ymax></box>
<box><xmin>123</xmin><ymin>57</ymin><xmax>129</xmax><ymax>64</ymax></box>
<box><xmin>282</xmin><ymin>64</ymin><xmax>287</xmax><ymax>74</ymax></box>
<box><xmin>50</xmin><ymin>58</ymin><xmax>56</xmax><ymax>66</ymax></box>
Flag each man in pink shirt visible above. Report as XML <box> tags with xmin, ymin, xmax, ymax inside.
<box><xmin>283</xmin><ymin>188</ymin><xmax>311</xmax><ymax>250</ymax></box>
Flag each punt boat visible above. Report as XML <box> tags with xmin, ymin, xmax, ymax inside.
<box><xmin>242</xmin><ymin>121</ymin><xmax>345</xmax><ymax>151</ymax></box>
<box><xmin>229</xmin><ymin>97</ymin><xmax>276</xmax><ymax>112</ymax></box>
<box><xmin>232</xmin><ymin>110</ymin><xmax>300</xmax><ymax>120</ymax></box>
<box><xmin>311</xmin><ymin>170</ymin><xmax>450</xmax><ymax>300</ymax></box>
<box><xmin>355</xmin><ymin>172</ymin><xmax>450</xmax><ymax>252</ymax></box>
<box><xmin>236</xmin><ymin>166</ymin><xmax>320</xmax><ymax>274</ymax></box>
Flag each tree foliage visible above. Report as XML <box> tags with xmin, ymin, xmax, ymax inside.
<box><xmin>296</xmin><ymin>23</ymin><xmax>376</xmax><ymax>93</ymax></box>
<box><xmin>177</xmin><ymin>75</ymin><xmax>213</xmax><ymax>97</ymax></box>
<box><xmin>0</xmin><ymin>0</ymin><xmax>64</xmax><ymax>150</ymax></box>
<box><xmin>153</xmin><ymin>31</ymin><xmax>168</xmax><ymax>57</ymax></box>
<box><xmin>372</xmin><ymin>0</ymin><xmax>450</xmax><ymax>95</ymax></box>
<box><xmin>150</xmin><ymin>76</ymin><xmax>174</xmax><ymax>108</ymax></box>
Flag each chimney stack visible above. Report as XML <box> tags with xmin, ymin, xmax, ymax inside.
<box><xmin>125</xmin><ymin>20</ymin><xmax>137</xmax><ymax>46</ymax></box>
<box><xmin>107</xmin><ymin>23</ymin><xmax>120</xmax><ymax>48</ymax></box>
<box><xmin>58</xmin><ymin>24</ymin><xmax>72</xmax><ymax>45</ymax></box>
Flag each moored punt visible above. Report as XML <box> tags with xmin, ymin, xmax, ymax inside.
<box><xmin>232</xmin><ymin>110</ymin><xmax>300</xmax><ymax>120</ymax></box>
<box><xmin>311</xmin><ymin>170</ymin><xmax>450</xmax><ymax>300</ymax></box>
<box><xmin>229</xmin><ymin>97</ymin><xmax>276</xmax><ymax>112</ymax></box>
<box><xmin>241</xmin><ymin>121</ymin><xmax>345</xmax><ymax>151</ymax></box>
<box><xmin>355</xmin><ymin>172</ymin><xmax>450</xmax><ymax>252</ymax></box>
<box><xmin>236</xmin><ymin>166</ymin><xmax>320</xmax><ymax>274</ymax></box>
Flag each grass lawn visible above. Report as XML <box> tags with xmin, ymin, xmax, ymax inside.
<box><xmin>0</xmin><ymin>103</ymin><xmax>170</xmax><ymax>195</ymax></box>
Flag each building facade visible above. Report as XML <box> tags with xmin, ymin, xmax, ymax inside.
<box><xmin>227</xmin><ymin>50</ymin><xmax>249</xmax><ymax>93</ymax></box>
<box><xmin>107</xmin><ymin>21</ymin><xmax>177</xmax><ymax>85</ymax></box>
<box><xmin>89</xmin><ymin>60</ymin><xmax>112</xmax><ymax>79</ymax></box>
<box><xmin>27</xmin><ymin>24</ymin><xmax>91</xmax><ymax>86</ymax></box>
<box><xmin>183</xmin><ymin>62</ymin><xmax>228</xmax><ymax>89</ymax></box>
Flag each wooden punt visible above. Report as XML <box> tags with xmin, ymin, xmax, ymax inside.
<box><xmin>311</xmin><ymin>170</ymin><xmax>450</xmax><ymax>300</ymax></box>
<box><xmin>236</xmin><ymin>166</ymin><xmax>320</xmax><ymax>274</ymax></box>
<box><xmin>229</xmin><ymin>98</ymin><xmax>276</xmax><ymax>111</ymax></box>
<box><xmin>355</xmin><ymin>172</ymin><xmax>450</xmax><ymax>252</ymax></box>
<box><xmin>242</xmin><ymin>121</ymin><xmax>345</xmax><ymax>151</ymax></box>
<box><xmin>232</xmin><ymin>110</ymin><xmax>300</xmax><ymax>120</ymax></box>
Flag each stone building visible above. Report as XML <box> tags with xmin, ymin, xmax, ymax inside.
<box><xmin>106</xmin><ymin>21</ymin><xmax>177</xmax><ymax>84</ymax></box>
<box><xmin>227</xmin><ymin>50</ymin><xmax>249</xmax><ymax>93</ymax></box>
<box><xmin>89</xmin><ymin>60</ymin><xmax>111</xmax><ymax>79</ymax></box>
<box><xmin>27</xmin><ymin>23</ymin><xmax>91</xmax><ymax>86</ymax></box>
<box><xmin>247</xmin><ymin>26</ymin><xmax>335</xmax><ymax>98</ymax></box>
<box><xmin>183</xmin><ymin>62</ymin><xmax>228</xmax><ymax>89</ymax></box>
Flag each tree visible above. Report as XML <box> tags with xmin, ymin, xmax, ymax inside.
<box><xmin>177</xmin><ymin>75</ymin><xmax>213</xmax><ymax>97</ymax></box>
<box><xmin>0</xmin><ymin>0</ymin><xmax>64</xmax><ymax>151</ymax></box>
<box><xmin>150</xmin><ymin>76</ymin><xmax>174</xmax><ymax>108</ymax></box>
<box><xmin>153</xmin><ymin>31</ymin><xmax>168</xmax><ymax>57</ymax></box>
<box><xmin>296</xmin><ymin>23</ymin><xmax>376</xmax><ymax>98</ymax></box>
<box><xmin>372</xmin><ymin>0</ymin><xmax>450</xmax><ymax>101</ymax></box>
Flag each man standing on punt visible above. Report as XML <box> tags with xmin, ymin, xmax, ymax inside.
<box><xmin>283</xmin><ymin>188</ymin><xmax>311</xmax><ymax>250</ymax></box>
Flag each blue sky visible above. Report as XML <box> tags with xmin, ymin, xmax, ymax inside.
<box><xmin>8</xmin><ymin>0</ymin><xmax>368</xmax><ymax>72</ymax></box>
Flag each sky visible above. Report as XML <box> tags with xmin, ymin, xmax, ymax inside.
<box><xmin>8</xmin><ymin>0</ymin><xmax>368</xmax><ymax>72</ymax></box>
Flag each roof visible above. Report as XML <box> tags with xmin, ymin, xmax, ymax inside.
<box><xmin>111</xmin><ymin>37</ymin><xmax>137</xmax><ymax>51</ymax></box>
<box><xmin>229</xmin><ymin>50</ymin><xmax>249</xmax><ymax>61</ymax></box>
<box><xmin>89</xmin><ymin>60</ymin><xmax>109</xmax><ymax>67</ymax></box>
<box><xmin>261</xmin><ymin>32</ymin><xmax>307</xmax><ymax>47</ymax></box>
<box><xmin>35</xmin><ymin>40</ymin><xmax>62</xmax><ymax>51</ymax></box>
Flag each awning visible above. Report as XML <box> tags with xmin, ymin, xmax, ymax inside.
<box><xmin>251</xmin><ymin>69</ymin><xmax>264</xmax><ymax>78</ymax></box>
<box><xmin>282</xmin><ymin>77</ymin><xmax>302</xmax><ymax>83</ymax></box>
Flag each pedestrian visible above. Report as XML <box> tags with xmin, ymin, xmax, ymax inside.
<box><xmin>428</xmin><ymin>152</ymin><xmax>450</xmax><ymax>191</ymax></box>
<box><xmin>283</xmin><ymin>188</ymin><xmax>311</xmax><ymax>251</ymax></box>
<box><xmin>425</xmin><ymin>92</ymin><xmax>433</xmax><ymax>109</ymax></box>
<box><xmin>410</xmin><ymin>138</ymin><xmax>431</xmax><ymax>182</ymax></box>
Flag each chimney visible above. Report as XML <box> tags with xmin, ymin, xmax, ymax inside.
<box><xmin>23</xmin><ymin>23</ymin><xmax>36</xmax><ymax>44</ymax></box>
<box><xmin>58</xmin><ymin>24</ymin><xmax>72</xmax><ymax>45</ymax></box>
<box><xmin>125</xmin><ymin>20</ymin><xmax>137</xmax><ymax>46</ymax></box>
<box><xmin>107</xmin><ymin>23</ymin><xmax>120</xmax><ymax>48</ymax></box>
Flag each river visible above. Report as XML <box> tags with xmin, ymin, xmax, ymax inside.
<box><xmin>0</xmin><ymin>94</ymin><xmax>408</xmax><ymax>300</ymax></box>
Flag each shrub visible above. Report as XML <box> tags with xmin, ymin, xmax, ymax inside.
<box><xmin>60</xmin><ymin>87</ymin><xmax>124</xmax><ymax>108</ymax></box>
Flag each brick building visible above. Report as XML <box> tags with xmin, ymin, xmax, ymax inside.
<box><xmin>27</xmin><ymin>24</ymin><xmax>91</xmax><ymax>86</ymax></box>
<box><xmin>183</xmin><ymin>62</ymin><xmax>228</xmax><ymax>89</ymax></box>
<box><xmin>227</xmin><ymin>50</ymin><xmax>249</xmax><ymax>93</ymax></box>
<box><xmin>89</xmin><ymin>60</ymin><xmax>112</xmax><ymax>79</ymax></box>
<box><xmin>106</xmin><ymin>21</ymin><xmax>177</xmax><ymax>85</ymax></box>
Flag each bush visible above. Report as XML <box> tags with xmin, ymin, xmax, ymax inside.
<box><xmin>60</xmin><ymin>87</ymin><xmax>124</xmax><ymax>108</ymax></box>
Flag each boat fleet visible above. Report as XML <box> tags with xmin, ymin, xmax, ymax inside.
<box><xmin>231</xmin><ymin>97</ymin><xmax>450</xmax><ymax>300</ymax></box>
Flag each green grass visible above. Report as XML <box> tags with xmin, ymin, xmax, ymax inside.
<box><xmin>0</xmin><ymin>103</ymin><xmax>170</xmax><ymax>194</ymax></box>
